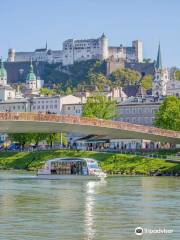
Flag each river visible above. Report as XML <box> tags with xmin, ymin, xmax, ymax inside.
<box><xmin>0</xmin><ymin>171</ymin><xmax>179</xmax><ymax>240</ymax></box>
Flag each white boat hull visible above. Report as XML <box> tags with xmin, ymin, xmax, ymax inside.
<box><xmin>37</xmin><ymin>174</ymin><xmax>105</xmax><ymax>180</ymax></box>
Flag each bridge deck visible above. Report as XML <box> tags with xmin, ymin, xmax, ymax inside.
<box><xmin>0</xmin><ymin>112</ymin><xmax>179</xmax><ymax>143</ymax></box>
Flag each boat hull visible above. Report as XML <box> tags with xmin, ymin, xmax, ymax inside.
<box><xmin>37</xmin><ymin>174</ymin><xmax>105</xmax><ymax>180</ymax></box>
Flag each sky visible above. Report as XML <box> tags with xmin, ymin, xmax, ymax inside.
<box><xmin>0</xmin><ymin>0</ymin><xmax>180</xmax><ymax>67</ymax></box>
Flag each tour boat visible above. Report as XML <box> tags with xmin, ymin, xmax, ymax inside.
<box><xmin>37</xmin><ymin>157</ymin><xmax>107</xmax><ymax>179</ymax></box>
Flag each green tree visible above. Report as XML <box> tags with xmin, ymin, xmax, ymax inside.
<box><xmin>154</xmin><ymin>96</ymin><xmax>180</xmax><ymax>131</ymax></box>
<box><xmin>82</xmin><ymin>95</ymin><xmax>117</xmax><ymax>120</ymax></box>
<box><xmin>110</xmin><ymin>68</ymin><xmax>141</xmax><ymax>86</ymax></box>
<box><xmin>87</xmin><ymin>72</ymin><xmax>111</xmax><ymax>91</ymax></box>
<box><xmin>40</xmin><ymin>88</ymin><xmax>56</xmax><ymax>96</ymax></box>
<box><xmin>30</xmin><ymin>133</ymin><xmax>48</xmax><ymax>147</ymax></box>
<box><xmin>65</xmin><ymin>87</ymin><xmax>72</xmax><ymax>95</ymax></box>
<box><xmin>175</xmin><ymin>70</ymin><xmax>180</xmax><ymax>80</ymax></box>
<box><xmin>45</xmin><ymin>133</ymin><xmax>67</xmax><ymax>148</ymax></box>
<box><xmin>8</xmin><ymin>133</ymin><xmax>33</xmax><ymax>150</ymax></box>
<box><xmin>141</xmin><ymin>74</ymin><xmax>153</xmax><ymax>90</ymax></box>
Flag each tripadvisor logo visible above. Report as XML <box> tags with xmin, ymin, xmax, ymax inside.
<box><xmin>135</xmin><ymin>226</ymin><xmax>173</xmax><ymax>235</ymax></box>
<box><xmin>135</xmin><ymin>227</ymin><xmax>143</xmax><ymax>236</ymax></box>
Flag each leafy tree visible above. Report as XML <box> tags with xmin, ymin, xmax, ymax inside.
<box><xmin>154</xmin><ymin>96</ymin><xmax>180</xmax><ymax>131</ymax></box>
<box><xmin>8</xmin><ymin>133</ymin><xmax>32</xmax><ymax>150</ymax></box>
<box><xmin>8</xmin><ymin>133</ymin><xmax>68</xmax><ymax>149</ymax></box>
<box><xmin>65</xmin><ymin>87</ymin><xmax>72</xmax><ymax>95</ymax></box>
<box><xmin>175</xmin><ymin>70</ymin><xmax>180</xmax><ymax>80</ymax></box>
<box><xmin>141</xmin><ymin>74</ymin><xmax>153</xmax><ymax>90</ymax></box>
<box><xmin>45</xmin><ymin>133</ymin><xmax>67</xmax><ymax>148</ymax></box>
<box><xmin>87</xmin><ymin>72</ymin><xmax>111</xmax><ymax>91</ymax></box>
<box><xmin>30</xmin><ymin>133</ymin><xmax>48</xmax><ymax>147</ymax></box>
<box><xmin>110</xmin><ymin>68</ymin><xmax>141</xmax><ymax>86</ymax></box>
<box><xmin>40</xmin><ymin>88</ymin><xmax>57</xmax><ymax>96</ymax></box>
<box><xmin>82</xmin><ymin>95</ymin><xmax>117</xmax><ymax>120</ymax></box>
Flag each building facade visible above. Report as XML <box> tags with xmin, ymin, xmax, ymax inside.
<box><xmin>166</xmin><ymin>79</ymin><xmax>180</xmax><ymax>97</ymax></box>
<box><xmin>62</xmin><ymin>33</ymin><xmax>108</xmax><ymax>66</ymax></box>
<box><xmin>0</xmin><ymin>95</ymin><xmax>82</xmax><ymax>115</ymax></box>
<box><xmin>61</xmin><ymin>103</ymin><xmax>83</xmax><ymax>116</ymax></box>
<box><xmin>8</xmin><ymin>47</ymin><xmax>63</xmax><ymax>64</ymax></box>
<box><xmin>117</xmin><ymin>100</ymin><xmax>161</xmax><ymax>126</ymax></box>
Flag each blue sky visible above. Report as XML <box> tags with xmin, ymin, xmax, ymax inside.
<box><xmin>0</xmin><ymin>0</ymin><xmax>180</xmax><ymax>66</ymax></box>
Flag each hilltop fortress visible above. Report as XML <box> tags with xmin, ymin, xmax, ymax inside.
<box><xmin>7</xmin><ymin>34</ymin><xmax>143</xmax><ymax>66</ymax></box>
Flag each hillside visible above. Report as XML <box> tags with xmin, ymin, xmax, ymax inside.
<box><xmin>41</xmin><ymin>60</ymin><xmax>153</xmax><ymax>93</ymax></box>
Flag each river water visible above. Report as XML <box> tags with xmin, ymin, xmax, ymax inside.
<box><xmin>0</xmin><ymin>171</ymin><xmax>179</xmax><ymax>240</ymax></box>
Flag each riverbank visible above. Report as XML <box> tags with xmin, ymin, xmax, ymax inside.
<box><xmin>0</xmin><ymin>150</ymin><xmax>180</xmax><ymax>175</ymax></box>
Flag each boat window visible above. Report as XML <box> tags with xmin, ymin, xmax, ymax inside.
<box><xmin>50</xmin><ymin>160</ymin><xmax>83</xmax><ymax>175</ymax></box>
<box><xmin>88</xmin><ymin>162</ymin><xmax>99</xmax><ymax>169</ymax></box>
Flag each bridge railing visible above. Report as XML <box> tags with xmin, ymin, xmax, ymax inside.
<box><xmin>0</xmin><ymin>112</ymin><xmax>179</xmax><ymax>139</ymax></box>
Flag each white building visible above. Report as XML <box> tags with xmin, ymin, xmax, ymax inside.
<box><xmin>0</xmin><ymin>59</ymin><xmax>15</xmax><ymax>102</ymax></box>
<box><xmin>30</xmin><ymin>95</ymin><xmax>81</xmax><ymax>114</ymax></box>
<box><xmin>8</xmin><ymin>46</ymin><xmax>63</xmax><ymax>64</ymax></box>
<box><xmin>0</xmin><ymin>95</ymin><xmax>82</xmax><ymax>115</ymax></box>
<box><xmin>117</xmin><ymin>99</ymin><xmax>161</xmax><ymax>126</ymax></box>
<box><xmin>0</xmin><ymin>99</ymin><xmax>29</xmax><ymax>112</ymax></box>
<box><xmin>166</xmin><ymin>79</ymin><xmax>180</xmax><ymax>97</ymax></box>
<box><xmin>62</xmin><ymin>33</ymin><xmax>108</xmax><ymax>66</ymax></box>
<box><xmin>61</xmin><ymin>103</ymin><xmax>83</xmax><ymax>116</ymax></box>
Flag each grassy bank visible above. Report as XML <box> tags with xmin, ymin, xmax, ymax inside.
<box><xmin>0</xmin><ymin>150</ymin><xmax>180</xmax><ymax>175</ymax></box>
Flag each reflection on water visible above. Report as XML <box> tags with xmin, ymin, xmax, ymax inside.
<box><xmin>84</xmin><ymin>180</ymin><xmax>107</xmax><ymax>240</ymax></box>
<box><xmin>0</xmin><ymin>172</ymin><xmax>180</xmax><ymax>240</ymax></box>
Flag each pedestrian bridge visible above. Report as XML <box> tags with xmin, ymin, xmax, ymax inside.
<box><xmin>0</xmin><ymin>112</ymin><xmax>179</xmax><ymax>143</ymax></box>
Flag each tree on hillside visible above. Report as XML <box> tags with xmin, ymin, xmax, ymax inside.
<box><xmin>65</xmin><ymin>87</ymin><xmax>72</xmax><ymax>95</ymax></box>
<box><xmin>40</xmin><ymin>88</ymin><xmax>57</xmax><ymax>96</ymax></box>
<box><xmin>110</xmin><ymin>68</ymin><xmax>141</xmax><ymax>86</ymax></box>
<box><xmin>82</xmin><ymin>95</ymin><xmax>117</xmax><ymax>120</ymax></box>
<box><xmin>141</xmin><ymin>75</ymin><xmax>153</xmax><ymax>90</ymax></box>
<box><xmin>175</xmin><ymin>70</ymin><xmax>180</xmax><ymax>80</ymax></box>
<box><xmin>87</xmin><ymin>72</ymin><xmax>111</xmax><ymax>91</ymax></box>
<box><xmin>154</xmin><ymin>96</ymin><xmax>180</xmax><ymax>131</ymax></box>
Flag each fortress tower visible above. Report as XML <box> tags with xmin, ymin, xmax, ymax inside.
<box><xmin>8</xmin><ymin>48</ymin><xmax>16</xmax><ymax>62</ymax></box>
<box><xmin>100</xmin><ymin>33</ymin><xmax>108</xmax><ymax>60</ymax></box>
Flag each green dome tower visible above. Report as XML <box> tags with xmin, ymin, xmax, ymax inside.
<box><xmin>0</xmin><ymin>58</ymin><xmax>7</xmax><ymax>86</ymax></box>
<box><xmin>26</xmin><ymin>60</ymin><xmax>37</xmax><ymax>91</ymax></box>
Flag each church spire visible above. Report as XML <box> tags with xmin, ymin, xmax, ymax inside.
<box><xmin>156</xmin><ymin>43</ymin><xmax>162</xmax><ymax>70</ymax></box>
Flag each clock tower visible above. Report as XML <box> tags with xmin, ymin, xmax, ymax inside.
<box><xmin>152</xmin><ymin>44</ymin><xmax>168</xmax><ymax>97</ymax></box>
